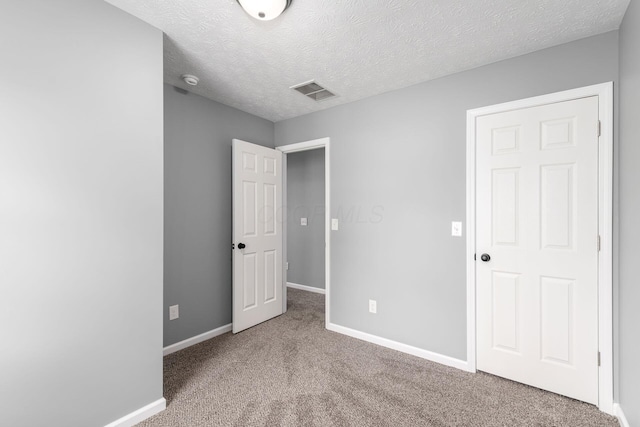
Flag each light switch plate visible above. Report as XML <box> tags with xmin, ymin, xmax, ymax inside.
<box><xmin>331</xmin><ymin>218</ymin><xmax>339</xmax><ymax>231</ymax></box>
<box><xmin>451</xmin><ymin>221</ymin><xmax>462</xmax><ymax>237</ymax></box>
<box><xmin>301</xmin><ymin>217</ymin><xmax>307</xmax><ymax>226</ymax></box>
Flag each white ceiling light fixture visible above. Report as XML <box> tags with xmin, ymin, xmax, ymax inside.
<box><xmin>236</xmin><ymin>0</ymin><xmax>292</xmax><ymax>21</ymax></box>
<box><xmin>181</xmin><ymin>74</ymin><xmax>199</xmax><ymax>86</ymax></box>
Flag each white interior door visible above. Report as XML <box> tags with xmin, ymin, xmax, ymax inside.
<box><xmin>232</xmin><ymin>139</ymin><xmax>283</xmax><ymax>333</ymax></box>
<box><xmin>476</xmin><ymin>96</ymin><xmax>600</xmax><ymax>404</ymax></box>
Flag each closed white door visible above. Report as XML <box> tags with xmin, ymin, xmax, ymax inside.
<box><xmin>232</xmin><ymin>139</ymin><xmax>283</xmax><ymax>333</ymax></box>
<box><xmin>476</xmin><ymin>96</ymin><xmax>600</xmax><ymax>404</ymax></box>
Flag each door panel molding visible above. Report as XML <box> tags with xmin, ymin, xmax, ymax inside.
<box><xmin>466</xmin><ymin>82</ymin><xmax>614</xmax><ymax>414</ymax></box>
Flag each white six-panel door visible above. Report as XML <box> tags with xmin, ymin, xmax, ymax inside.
<box><xmin>476</xmin><ymin>97</ymin><xmax>600</xmax><ymax>404</ymax></box>
<box><xmin>232</xmin><ymin>139</ymin><xmax>283</xmax><ymax>333</ymax></box>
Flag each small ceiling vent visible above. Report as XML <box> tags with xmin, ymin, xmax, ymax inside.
<box><xmin>290</xmin><ymin>80</ymin><xmax>337</xmax><ymax>102</ymax></box>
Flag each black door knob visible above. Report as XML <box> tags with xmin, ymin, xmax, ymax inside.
<box><xmin>238</xmin><ymin>243</ymin><xmax>246</xmax><ymax>249</ymax></box>
<box><xmin>480</xmin><ymin>253</ymin><xmax>491</xmax><ymax>262</ymax></box>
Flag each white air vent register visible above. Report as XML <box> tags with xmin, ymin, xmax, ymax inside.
<box><xmin>290</xmin><ymin>80</ymin><xmax>337</xmax><ymax>101</ymax></box>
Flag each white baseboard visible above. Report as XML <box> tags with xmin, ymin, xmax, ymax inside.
<box><xmin>326</xmin><ymin>322</ymin><xmax>472</xmax><ymax>372</ymax></box>
<box><xmin>287</xmin><ymin>282</ymin><xmax>326</xmax><ymax>294</ymax></box>
<box><xmin>614</xmin><ymin>403</ymin><xmax>630</xmax><ymax>427</ymax></box>
<box><xmin>104</xmin><ymin>398</ymin><xmax>166</xmax><ymax>427</ymax></box>
<box><xmin>163</xmin><ymin>323</ymin><xmax>232</xmax><ymax>356</ymax></box>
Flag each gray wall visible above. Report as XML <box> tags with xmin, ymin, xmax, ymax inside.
<box><xmin>0</xmin><ymin>1</ymin><xmax>164</xmax><ymax>426</ymax></box>
<box><xmin>164</xmin><ymin>85</ymin><xmax>274</xmax><ymax>347</ymax></box>
<box><xmin>286</xmin><ymin>149</ymin><xmax>326</xmax><ymax>289</ymax></box>
<box><xmin>275</xmin><ymin>31</ymin><xmax>619</xmax><ymax>360</ymax></box>
<box><xmin>619</xmin><ymin>3</ymin><xmax>639</xmax><ymax>424</ymax></box>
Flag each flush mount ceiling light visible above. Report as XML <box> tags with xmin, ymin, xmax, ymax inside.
<box><xmin>181</xmin><ymin>74</ymin><xmax>199</xmax><ymax>86</ymax></box>
<box><xmin>236</xmin><ymin>0</ymin><xmax>292</xmax><ymax>21</ymax></box>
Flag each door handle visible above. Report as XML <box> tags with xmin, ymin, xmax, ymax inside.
<box><xmin>238</xmin><ymin>243</ymin><xmax>246</xmax><ymax>249</ymax></box>
<box><xmin>480</xmin><ymin>253</ymin><xmax>491</xmax><ymax>262</ymax></box>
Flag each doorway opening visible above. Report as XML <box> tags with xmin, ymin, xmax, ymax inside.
<box><xmin>278</xmin><ymin>138</ymin><xmax>331</xmax><ymax>326</ymax></box>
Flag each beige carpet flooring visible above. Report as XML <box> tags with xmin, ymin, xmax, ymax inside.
<box><xmin>138</xmin><ymin>288</ymin><xmax>619</xmax><ymax>427</ymax></box>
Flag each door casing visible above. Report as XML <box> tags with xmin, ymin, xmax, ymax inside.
<box><xmin>466</xmin><ymin>82</ymin><xmax>614</xmax><ymax>414</ymax></box>
<box><xmin>277</xmin><ymin>138</ymin><xmax>331</xmax><ymax>326</ymax></box>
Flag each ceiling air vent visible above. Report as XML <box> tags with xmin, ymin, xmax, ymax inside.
<box><xmin>290</xmin><ymin>80</ymin><xmax>337</xmax><ymax>102</ymax></box>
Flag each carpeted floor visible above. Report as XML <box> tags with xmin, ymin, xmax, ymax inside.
<box><xmin>138</xmin><ymin>288</ymin><xmax>619</xmax><ymax>427</ymax></box>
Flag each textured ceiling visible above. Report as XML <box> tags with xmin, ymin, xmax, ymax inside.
<box><xmin>105</xmin><ymin>0</ymin><xmax>629</xmax><ymax>122</ymax></box>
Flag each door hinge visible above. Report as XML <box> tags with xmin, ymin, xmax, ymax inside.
<box><xmin>597</xmin><ymin>235</ymin><xmax>601</xmax><ymax>252</ymax></box>
<box><xmin>598</xmin><ymin>351</ymin><xmax>601</xmax><ymax>367</ymax></box>
<box><xmin>597</xmin><ymin>120</ymin><xmax>602</xmax><ymax>137</ymax></box>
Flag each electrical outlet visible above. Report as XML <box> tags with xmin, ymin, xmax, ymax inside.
<box><xmin>169</xmin><ymin>305</ymin><xmax>179</xmax><ymax>320</ymax></box>
<box><xmin>451</xmin><ymin>221</ymin><xmax>462</xmax><ymax>237</ymax></box>
<box><xmin>331</xmin><ymin>218</ymin><xmax>339</xmax><ymax>231</ymax></box>
<box><xmin>301</xmin><ymin>217</ymin><xmax>308</xmax><ymax>226</ymax></box>
<box><xmin>286</xmin><ymin>262</ymin><xmax>289</xmax><ymax>270</ymax></box>
<box><xmin>369</xmin><ymin>299</ymin><xmax>377</xmax><ymax>314</ymax></box>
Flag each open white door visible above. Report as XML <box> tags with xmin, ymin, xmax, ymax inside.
<box><xmin>232</xmin><ymin>139</ymin><xmax>283</xmax><ymax>333</ymax></box>
<box><xmin>476</xmin><ymin>96</ymin><xmax>600</xmax><ymax>404</ymax></box>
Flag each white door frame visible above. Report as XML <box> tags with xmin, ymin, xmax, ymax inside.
<box><xmin>466</xmin><ymin>82</ymin><xmax>614</xmax><ymax>414</ymax></box>
<box><xmin>277</xmin><ymin>138</ymin><xmax>331</xmax><ymax>327</ymax></box>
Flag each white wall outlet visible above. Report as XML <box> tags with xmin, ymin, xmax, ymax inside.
<box><xmin>451</xmin><ymin>221</ymin><xmax>462</xmax><ymax>237</ymax></box>
<box><xmin>331</xmin><ymin>218</ymin><xmax>339</xmax><ymax>231</ymax></box>
<box><xmin>169</xmin><ymin>305</ymin><xmax>179</xmax><ymax>320</ymax></box>
<box><xmin>300</xmin><ymin>217</ymin><xmax>308</xmax><ymax>226</ymax></box>
<box><xmin>369</xmin><ymin>299</ymin><xmax>377</xmax><ymax>314</ymax></box>
<box><xmin>286</xmin><ymin>262</ymin><xmax>289</xmax><ymax>270</ymax></box>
